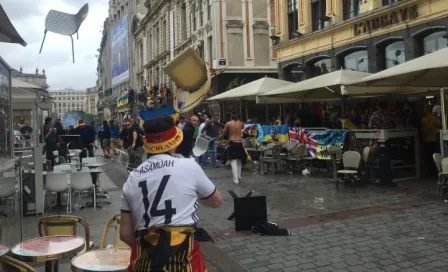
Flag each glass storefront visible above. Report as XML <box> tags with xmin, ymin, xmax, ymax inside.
<box><xmin>385</xmin><ymin>41</ymin><xmax>405</xmax><ymax>68</ymax></box>
<box><xmin>344</xmin><ymin>50</ymin><xmax>368</xmax><ymax>72</ymax></box>
<box><xmin>0</xmin><ymin>58</ymin><xmax>11</xmax><ymax>157</ymax></box>
<box><xmin>423</xmin><ymin>31</ymin><xmax>448</xmax><ymax>55</ymax></box>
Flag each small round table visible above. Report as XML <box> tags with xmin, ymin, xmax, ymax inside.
<box><xmin>11</xmin><ymin>235</ymin><xmax>85</xmax><ymax>272</ymax></box>
<box><xmin>0</xmin><ymin>244</ymin><xmax>10</xmax><ymax>257</ymax></box>
<box><xmin>71</xmin><ymin>248</ymin><xmax>130</xmax><ymax>272</ymax></box>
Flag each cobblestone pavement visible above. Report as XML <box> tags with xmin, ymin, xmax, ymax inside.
<box><xmin>198</xmin><ymin>165</ymin><xmax>448</xmax><ymax>271</ymax></box>
<box><xmin>2</xmin><ymin>157</ymin><xmax>448</xmax><ymax>272</ymax></box>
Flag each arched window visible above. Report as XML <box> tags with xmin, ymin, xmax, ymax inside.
<box><xmin>283</xmin><ymin>63</ymin><xmax>303</xmax><ymax>83</ymax></box>
<box><xmin>423</xmin><ymin>31</ymin><xmax>447</xmax><ymax>55</ymax></box>
<box><xmin>309</xmin><ymin>58</ymin><xmax>332</xmax><ymax>78</ymax></box>
<box><xmin>385</xmin><ymin>41</ymin><xmax>405</xmax><ymax>68</ymax></box>
<box><xmin>344</xmin><ymin>50</ymin><xmax>368</xmax><ymax>72</ymax></box>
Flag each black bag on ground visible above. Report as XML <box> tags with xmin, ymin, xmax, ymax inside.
<box><xmin>251</xmin><ymin>220</ymin><xmax>291</xmax><ymax>236</ymax></box>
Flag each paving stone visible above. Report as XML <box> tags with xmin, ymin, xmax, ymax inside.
<box><xmin>250</xmin><ymin>267</ymin><xmax>269</xmax><ymax>272</ymax></box>
<box><xmin>267</xmin><ymin>263</ymin><xmax>285</xmax><ymax>270</ymax></box>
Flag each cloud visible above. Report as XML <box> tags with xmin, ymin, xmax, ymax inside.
<box><xmin>0</xmin><ymin>0</ymin><xmax>109</xmax><ymax>90</ymax></box>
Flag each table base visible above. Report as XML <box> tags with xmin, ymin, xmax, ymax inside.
<box><xmin>45</xmin><ymin>260</ymin><xmax>59</xmax><ymax>272</ymax></box>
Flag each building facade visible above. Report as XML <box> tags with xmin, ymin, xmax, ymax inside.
<box><xmin>131</xmin><ymin>0</ymin><xmax>278</xmax><ymax>118</ymax></box>
<box><xmin>12</xmin><ymin>68</ymin><xmax>49</xmax><ymax>89</ymax></box>
<box><xmin>49</xmin><ymin>89</ymin><xmax>87</xmax><ymax>117</ymax></box>
<box><xmin>274</xmin><ymin>0</ymin><xmax>448</xmax><ymax>83</ymax></box>
<box><xmin>85</xmin><ymin>86</ymin><xmax>99</xmax><ymax>115</ymax></box>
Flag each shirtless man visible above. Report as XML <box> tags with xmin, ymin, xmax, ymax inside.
<box><xmin>222</xmin><ymin>113</ymin><xmax>245</xmax><ymax>184</ymax></box>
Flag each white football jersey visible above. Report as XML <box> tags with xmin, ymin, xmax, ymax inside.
<box><xmin>121</xmin><ymin>154</ymin><xmax>216</xmax><ymax>231</ymax></box>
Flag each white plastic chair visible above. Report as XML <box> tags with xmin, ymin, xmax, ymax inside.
<box><xmin>71</xmin><ymin>171</ymin><xmax>95</xmax><ymax>212</ymax></box>
<box><xmin>43</xmin><ymin>172</ymin><xmax>71</xmax><ymax>215</ymax></box>
<box><xmin>39</xmin><ymin>3</ymin><xmax>89</xmax><ymax>63</ymax></box>
<box><xmin>0</xmin><ymin>177</ymin><xmax>18</xmax><ymax>218</ymax></box>
<box><xmin>193</xmin><ymin>136</ymin><xmax>213</xmax><ymax>157</ymax></box>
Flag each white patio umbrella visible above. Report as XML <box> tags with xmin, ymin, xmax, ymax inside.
<box><xmin>344</xmin><ymin>47</ymin><xmax>448</xmax><ymax>128</ymax></box>
<box><xmin>207</xmin><ymin>76</ymin><xmax>293</xmax><ymax>101</ymax></box>
<box><xmin>257</xmin><ymin>69</ymin><xmax>371</xmax><ymax>104</ymax></box>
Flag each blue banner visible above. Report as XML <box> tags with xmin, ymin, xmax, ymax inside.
<box><xmin>111</xmin><ymin>16</ymin><xmax>129</xmax><ymax>86</ymax></box>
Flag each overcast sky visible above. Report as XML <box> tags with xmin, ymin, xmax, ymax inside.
<box><xmin>0</xmin><ymin>0</ymin><xmax>109</xmax><ymax>90</ymax></box>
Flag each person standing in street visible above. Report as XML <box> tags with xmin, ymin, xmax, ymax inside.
<box><xmin>101</xmin><ymin>120</ymin><xmax>111</xmax><ymax>158</ymax></box>
<box><xmin>177</xmin><ymin>116</ymin><xmax>186</xmax><ymax>130</ymax></box>
<box><xmin>222</xmin><ymin>113</ymin><xmax>245</xmax><ymax>185</ymax></box>
<box><xmin>109</xmin><ymin>120</ymin><xmax>121</xmax><ymax>160</ymax></box>
<box><xmin>127</xmin><ymin>119</ymin><xmax>144</xmax><ymax>167</ymax></box>
<box><xmin>19</xmin><ymin>120</ymin><xmax>33</xmax><ymax>147</ymax></box>
<box><xmin>200</xmin><ymin>116</ymin><xmax>221</xmax><ymax>167</ymax></box>
<box><xmin>120</xmin><ymin>115</ymin><xmax>222</xmax><ymax>271</ymax></box>
<box><xmin>43</xmin><ymin>117</ymin><xmax>57</xmax><ymax>167</ymax></box>
<box><xmin>176</xmin><ymin>115</ymin><xmax>199</xmax><ymax>158</ymax></box>
<box><xmin>75</xmin><ymin>120</ymin><xmax>95</xmax><ymax>161</ymax></box>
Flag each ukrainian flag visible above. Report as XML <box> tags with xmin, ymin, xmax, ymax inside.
<box><xmin>261</xmin><ymin>125</ymin><xmax>290</xmax><ymax>142</ymax></box>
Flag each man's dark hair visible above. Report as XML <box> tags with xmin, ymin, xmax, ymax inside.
<box><xmin>231</xmin><ymin>112</ymin><xmax>239</xmax><ymax>121</ymax></box>
<box><xmin>179</xmin><ymin>116</ymin><xmax>185</xmax><ymax>120</ymax></box>
<box><xmin>44</xmin><ymin>117</ymin><xmax>52</xmax><ymax>125</ymax></box>
<box><xmin>103</xmin><ymin>120</ymin><xmax>108</xmax><ymax>126</ymax></box>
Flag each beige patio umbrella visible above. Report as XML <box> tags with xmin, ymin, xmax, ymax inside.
<box><xmin>344</xmin><ymin>47</ymin><xmax>448</xmax><ymax>93</ymax></box>
<box><xmin>257</xmin><ymin>69</ymin><xmax>371</xmax><ymax>104</ymax></box>
<box><xmin>344</xmin><ymin>47</ymin><xmax>448</xmax><ymax>128</ymax></box>
<box><xmin>207</xmin><ymin>76</ymin><xmax>293</xmax><ymax>101</ymax></box>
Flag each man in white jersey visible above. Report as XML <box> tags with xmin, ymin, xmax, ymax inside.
<box><xmin>120</xmin><ymin>115</ymin><xmax>222</xmax><ymax>272</ymax></box>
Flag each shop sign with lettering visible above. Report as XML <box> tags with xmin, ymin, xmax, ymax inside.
<box><xmin>354</xmin><ymin>5</ymin><xmax>418</xmax><ymax>36</ymax></box>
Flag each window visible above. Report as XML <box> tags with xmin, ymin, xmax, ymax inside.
<box><xmin>207</xmin><ymin>0</ymin><xmax>211</xmax><ymax>21</ymax></box>
<box><xmin>162</xmin><ymin>20</ymin><xmax>167</xmax><ymax>49</ymax></box>
<box><xmin>192</xmin><ymin>4</ymin><xmax>197</xmax><ymax>31</ymax></box>
<box><xmin>139</xmin><ymin>42</ymin><xmax>144</xmax><ymax>69</ymax></box>
<box><xmin>344</xmin><ymin>50</ymin><xmax>368</xmax><ymax>72</ymax></box>
<box><xmin>181</xmin><ymin>3</ymin><xmax>187</xmax><ymax>40</ymax></box>
<box><xmin>423</xmin><ymin>31</ymin><xmax>448</xmax><ymax>55</ymax></box>
<box><xmin>311</xmin><ymin>0</ymin><xmax>326</xmax><ymax>32</ymax></box>
<box><xmin>385</xmin><ymin>41</ymin><xmax>405</xmax><ymax>68</ymax></box>
<box><xmin>309</xmin><ymin>58</ymin><xmax>332</xmax><ymax>78</ymax></box>
<box><xmin>343</xmin><ymin>0</ymin><xmax>360</xmax><ymax>20</ymax></box>
<box><xmin>155</xmin><ymin>27</ymin><xmax>160</xmax><ymax>54</ymax></box>
<box><xmin>155</xmin><ymin>67</ymin><xmax>160</xmax><ymax>85</ymax></box>
<box><xmin>149</xmin><ymin>34</ymin><xmax>152</xmax><ymax>59</ymax></box>
<box><xmin>382</xmin><ymin>0</ymin><xmax>401</xmax><ymax>6</ymax></box>
<box><xmin>284</xmin><ymin>64</ymin><xmax>304</xmax><ymax>83</ymax></box>
<box><xmin>199</xmin><ymin>0</ymin><xmax>204</xmax><ymax>27</ymax></box>
<box><xmin>287</xmin><ymin>0</ymin><xmax>298</xmax><ymax>40</ymax></box>
<box><xmin>208</xmin><ymin>36</ymin><xmax>213</xmax><ymax>67</ymax></box>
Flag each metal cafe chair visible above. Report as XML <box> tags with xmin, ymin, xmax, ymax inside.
<box><xmin>38</xmin><ymin>215</ymin><xmax>94</xmax><ymax>252</ymax></box>
<box><xmin>0</xmin><ymin>256</ymin><xmax>36</xmax><ymax>272</ymax></box>
<box><xmin>100</xmin><ymin>214</ymin><xmax>129</xmax><ymax>249</ymax></box>
<box><xmin>39</xmin><ymin>3</ymin><xmax>89</xmax><ymax>63</ymax></box>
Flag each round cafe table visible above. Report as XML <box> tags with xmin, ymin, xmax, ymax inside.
<box><xmin>11</xmin><ymin>235</ymin><xmax>85</xmax><ymax>272</ymax></box>
<box><xmin>0</xmin><ymin>244</ymin><xmax>10</xmax><ymax>257</ymax></box>
<box><xmin>71</xmin><ymin>248</ymin><xmax>131</xmax><ymax>272</ymax></box>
